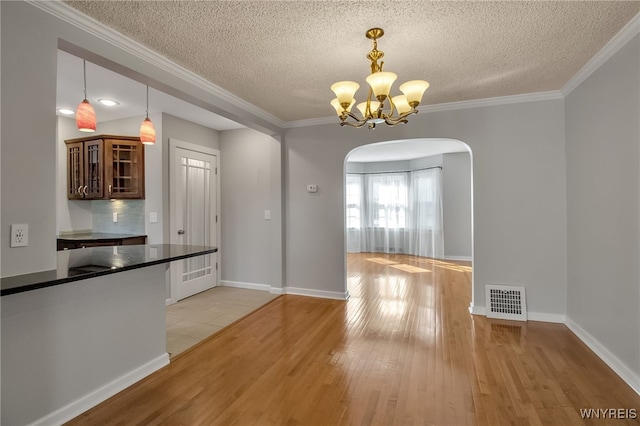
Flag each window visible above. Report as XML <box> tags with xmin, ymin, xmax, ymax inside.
<box><xmin>368</xmin><ymin>174</ymin><xmax>407</xmax><ymax>229</ymax></box>
<box><xmin>346</xmin><ymin>174</ymin><xmax>362</xmax><ymax>229</ymax></box>
<box><xmin>346</xmin><ymin>168</ymin><xmax>443</xmax><ymax>258</ymax></box>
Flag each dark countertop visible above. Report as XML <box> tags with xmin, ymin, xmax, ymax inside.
<box><xmin>56</xmin><ymin>232</ymin><xmax>146</xmax><ymax>240</ymax></box>
<box><xmin>1</xmin><ymin>244</ymin><xmax>217</xmax><ymax>296</ymax></box>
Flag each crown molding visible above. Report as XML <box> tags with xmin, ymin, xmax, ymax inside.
<box><xmin>562</xmin><ymin>11</ymin><xmax>640</xmax><ymax>97</ymax></box>
<box><xmin>287</xmin><ymin>90</ymin><xmax>564</xmax><ymax>129</ymax></box>
<box><xmin>418</xmin><ymin>91</ymin><xmax>563</xmax><ymax>114</ymax></box>
<box><xmin>27</xmin><ymin>0</ymin><xmax>286</xmax><ymax>130</ymax></box>
<box><xmin>285</xmin><ymin>116</ymin><xmax>336</xmax><ymax>129</ymax></box>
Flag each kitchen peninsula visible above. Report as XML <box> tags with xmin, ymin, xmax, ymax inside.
<box><xmin>1</xmin><ymin>244</ymin><xmax>217</xmax><ymax>426</ymax></box>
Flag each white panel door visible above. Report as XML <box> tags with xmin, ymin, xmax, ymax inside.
<box><xmin>171</xmin><ymin>145</ymin><xmax>218</xmax><ymax>301</ymax></box>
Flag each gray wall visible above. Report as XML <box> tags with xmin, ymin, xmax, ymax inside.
<box><xmin>284</xmin><ymin>99</ymin><xmax>567</xmax><ymax>315</ymax></box>
<box><xmin>565</xmin><ymin>34</ymin><xmax>640</xmax><ymax>381</ymax></box>
<box><xmin>2</xmin><ymin>3</ymin><xmax>59</xmax><ymax>275</ymax></box>
<box><xmin>219</xmin><ymin>128</ymin><xmax>282</xmax><ymax>290</ymax></box>
<box><xmin>443</xmin><ymin>152</ymin><xmax>472</xmax><ymax>259</ymax></box>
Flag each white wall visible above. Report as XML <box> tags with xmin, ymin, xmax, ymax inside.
<box><xmin>219</xmin><ymin>128</ymin><xmax>282</xmax><ymax>291</ymax></box>
<box><xmin>565</xmin><ymin>34</ymin><xmax>640</xmax><ymax>388</ymax></box>
<box><xmin>284</xmin><ymin>99</ymin><xmax>567</xmax><ymax>314</ymax></box>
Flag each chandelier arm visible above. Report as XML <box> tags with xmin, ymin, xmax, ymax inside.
<box><xmin>383</xmin><ymin>117</ymin><xmax>409</xmax><ymax>126</ymax></box>
<box><xmin>341</xmin><ymin>120</ymin><xmax>369</xmax><ymax>128</ymax></box>
<box><xmin>341</xmin><ymin>111</ymin><xmax>369</xmax><ymax>127</ymax></box>
<box><xmin>387</xmin><ymin>95</ymin><xmax>397</xmax><ymax>117</ymax></box>
<box><xmin>384</xmin><ymin>109</ymin><xmax>418</xmax><ymax>126</ymax></box>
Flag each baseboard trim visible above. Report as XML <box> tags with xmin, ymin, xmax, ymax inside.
<box><xmin>284</xmin><ymin>286</ymin><xmax>350</xmax><ymax>300</ymax></box>
<box><xmin>468</xmin><ymin>304</ymin><xmax>486</xmax><ymax>315</ymax></box>
<box><xmin>28</xmin><ymin>353</ymin><xmax>170</xmax><ymax>426</ymax></box>
<box><xmin>527</xmin><ymin>312</ymin><xmax>566</xmax><ymax>323</ymax></box>
<box><xmin>444</xmin><ymin>256</ymin><xmax>472</xmax><ymax>261</ymax></box>
<box><xmin>565</xmin><ymin>317</ymin><xmax>640</xmax><ymax>395</ymax></box>
<box><xmin>220</xmin><ymin>280</ymin><xmax>270</xmax><ymax>292</ymax></box>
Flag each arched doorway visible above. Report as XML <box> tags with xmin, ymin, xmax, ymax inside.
<box><xmin>343</xmin><ymin>138</ymin><xmax>474</xmax><ymax>306</ymax></box>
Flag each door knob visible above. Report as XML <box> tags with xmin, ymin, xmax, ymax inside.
<box><xmin>177</xmin><ymin>229</ymin><xmax>185</xmax><ymax>235</ymax></box>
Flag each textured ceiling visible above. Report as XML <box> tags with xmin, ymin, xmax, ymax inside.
<box><xmin>65</xmin><ymin>1</ymin><xmax>639</xmax><ymax>123</ymax></box>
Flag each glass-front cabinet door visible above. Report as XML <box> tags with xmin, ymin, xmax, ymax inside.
<box><xmin>83</xmin><ymin>139</ymin><xmax>104</xmax><ymax>199</ymax></box>
<box><xmin>105</xmin><ymin>139</ymin><xmax>145</xmax><ymax>199</ymax></box>
<box><xmin>66</xmin><ymin>141</ymin><xmax>85</xmax><ymax>200</ymax></box>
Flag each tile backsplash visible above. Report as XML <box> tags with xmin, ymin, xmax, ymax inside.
<box><xmin>92</xmin><ymin>200</ymin><xmax>145</xmax><ymax>234</ymax></box>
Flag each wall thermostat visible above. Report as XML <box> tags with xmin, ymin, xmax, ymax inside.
<box><xmin>306</xmin><ymin>184</ymin><xmax>318</xmax><ymax>193</ymax></box>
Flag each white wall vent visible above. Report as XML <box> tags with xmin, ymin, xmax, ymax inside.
<box><xmin>485</xmin><ymin>285</ymin><xmax>527</xmax><ymax>321</ymax></box>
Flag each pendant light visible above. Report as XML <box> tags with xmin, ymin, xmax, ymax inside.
<box><xmin>76</xmin><ymin>60</ymin><xmax>96</xmax><ymax>132</ymax></box>
<box><xmin>139</xmin><ymin>85</ymin><xmax>156</xmax><ymax>145</ymax></box>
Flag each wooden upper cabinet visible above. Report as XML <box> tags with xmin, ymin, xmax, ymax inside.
<box><xmin>65</xmin><ymin>135</ymin><xmax>145</xmax><ymax>200</ymax></box>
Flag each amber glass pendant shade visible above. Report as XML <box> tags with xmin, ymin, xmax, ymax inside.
<box><xmin>139</xmin><ymin>117</ymin><xmax>156</xmax><ymax>145</ymax></box>
<box><xmin>76</xmin><ymin>99</ymin><xmax>96</xmax><ymax>132</ymax></box>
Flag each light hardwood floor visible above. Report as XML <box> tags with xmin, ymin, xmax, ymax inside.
<box><xmin>68</xmin><ymin>253</ymin><xmax>640</xmax><ymax>425</ymax></box>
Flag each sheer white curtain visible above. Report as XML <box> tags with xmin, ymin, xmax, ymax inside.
<box><xmin>407</xmin><ymin>168</ymin><xmax>443</xmax><ymax>258</ymax></box>
<box><xmin>346</xmin><ymin>168</ymin><xmax>443</xmax><ymax>258</ymax></box>
<box><xmin>346</xmin><ymin>174</ymin><xmax>365</xmax><ymax>253</ymax></box>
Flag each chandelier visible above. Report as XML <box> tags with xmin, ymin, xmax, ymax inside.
<box><xmin>330</xmin><ymin>28</ymin><xmax>429</xmax><ymax>129</ymax></box>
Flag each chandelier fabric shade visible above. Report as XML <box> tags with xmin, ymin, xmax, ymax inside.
<box><xmin>76</xmin><ymin>60</ymin><xmax>96</xmax><ymax>132</ymax></box>
<box><xmin>330</xmin><ymin>28</ymin><xmax>429</xmax><ymax>129</ymax></box>
<box><xmin>140</xmin><ymin>85</ymin><xmax>156</xmax><ymax>145</ymax></box>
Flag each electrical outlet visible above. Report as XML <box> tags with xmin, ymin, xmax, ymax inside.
<box><xmin>10</xmin><ymin>224</ymin><xmax>28</xmax><ymax>247</ymax></box>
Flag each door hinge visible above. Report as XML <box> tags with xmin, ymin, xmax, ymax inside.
<box><xmin>216</xmin><ymin>262</ymin><xmax>218</xmax><ymax>270</ymax></box>
<box><xmin>215</xmin><ymin>167</ymin><xmax>218</xmax><ymax>175</ymax></box>
<box><xmin>216</xmin><ymin>214</ymin><xmax>218</xmax><ymax>222</ymax></box>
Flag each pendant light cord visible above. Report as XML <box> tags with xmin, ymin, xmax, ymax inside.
<box><xmin>83</xmin><ymin>60</ymin><xmax>88</xmax><ymax>100</ymax></box>
<box><xmin>146</xmin><ymin>85</ymin><xmax>149</xmax><ymax>118</ymax></box>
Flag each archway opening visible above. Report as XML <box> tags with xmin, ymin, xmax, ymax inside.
<box><xmin>343</xmin><ymin>138</ymin><xmax>474</xmax><ymax>311</ymax></box>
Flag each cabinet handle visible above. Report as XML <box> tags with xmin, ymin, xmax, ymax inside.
<box><xmin>83</xmin><ymin>186</ymin><xmax>88</xmax><ymax>196</ymax></box>
<box><xmin>177</xmin><ymin>229</ymin><xmax>185</xmax><ymax>235</ymax></box>
<box><xmin>108</xmin><ymin>184</ymin><xmax>112</xmax><ymax>195</ymax></box>
<box><xmin>77</xmin><ymin>185</ymin><xmax>83</xmax><ymax>195</ymax></box>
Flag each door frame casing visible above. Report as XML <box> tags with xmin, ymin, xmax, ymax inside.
<box><xmin>168</xmin><ymin>138</ymin><xmax>221</xmax><ymax>305</ymax></box>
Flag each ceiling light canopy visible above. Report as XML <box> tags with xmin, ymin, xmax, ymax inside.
<box><xmin>330</xmin><ymin>28</ymin><xmax>429</xmax><ymax>129</ymax></box>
